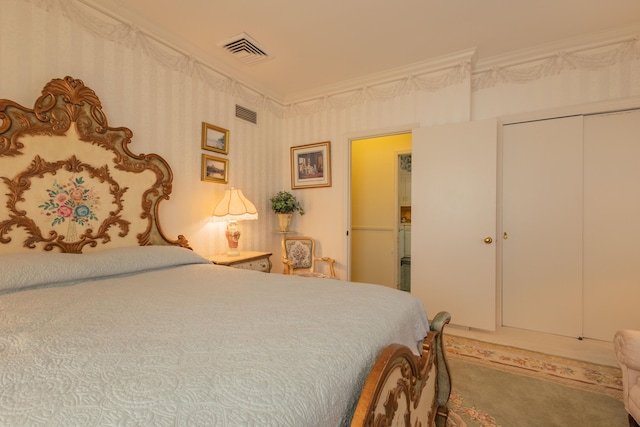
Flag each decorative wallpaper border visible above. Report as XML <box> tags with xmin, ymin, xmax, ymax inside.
<box><xmin>25</xmin><ymin>0</ymin><xmax>640</xmax><ymax>117</ymax></box>
<box><xmin>472</xmin><ymin>35</ymin><xmax>640</xmax><ymax>91</ymax></box>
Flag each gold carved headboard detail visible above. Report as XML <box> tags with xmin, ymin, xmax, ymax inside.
<box><xmin>0</xmin><ymin>76</ymin><xmax>190</xmax><ymax>253</ymax></box>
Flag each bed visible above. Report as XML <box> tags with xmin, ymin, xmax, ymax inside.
<box><xmin>0</xmin><ymin>76</ymin><xmax>451</xmax><ymax>426</ymax></box>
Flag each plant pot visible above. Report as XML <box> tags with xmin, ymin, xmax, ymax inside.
<box><xmin>277</xmin><ymin>213</ymin><xmax>293</xmax><ymax>232</ymax></box>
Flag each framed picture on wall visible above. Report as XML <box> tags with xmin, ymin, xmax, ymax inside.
<box><xmin>201</xmin><ymin>154</ymin><xmax>229</xmax><ymax>184</ymax></box>
<box><xmin>201</xmin><ymin>122</ymin><xmax>229</xmax><ymax>154</ymax></box>
<box><xmin>290</xmin><ymin>141</ymin><xmax>331</xmax><ymax>189</ymax></box>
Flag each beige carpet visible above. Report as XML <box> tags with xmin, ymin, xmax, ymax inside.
<box><xmin>444</xmin><ymin>335</ymin><xmax>626</xmax><ymax>427</ymax></box>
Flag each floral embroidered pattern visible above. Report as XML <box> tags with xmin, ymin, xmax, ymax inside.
<box><xmin>0</xmin><ymin>77</ymin><xmax>190</xmax><ymax>253</ymax></box>
<box><xmin>40</xmin><ymin>176</ymin><xmax>100</xmax><ymax>227</ymax></box>
<box><xmin>287</xmin><ymin>241</ymin><xmax>312</xmax><ymax>268</ymax></box>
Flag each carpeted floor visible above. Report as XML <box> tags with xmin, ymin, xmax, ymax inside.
<box><xmin>444</xmin><ymin>335</ymin><xmax>627</xmax><ymax>427</ymax></box>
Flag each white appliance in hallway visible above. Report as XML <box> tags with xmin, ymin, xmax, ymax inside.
<box><xmin>399</xmin><ymin>224</ymin><xmax>411</xmax><ymax>257</ymax></box>
<box><xmin>399</xmin><ymin>153</ymin><xmax>412</xmax><ymax>292</ymax></box>
<box><xmin>399</xmin><ymin>223</ymin><xmax>411</xmax><ymax>291</ymax></box>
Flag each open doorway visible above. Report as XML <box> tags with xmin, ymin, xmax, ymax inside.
<box><xmin>350</xmin><ymin>133</ymin><xmax>411</xmax><ymax>289</ymax></box>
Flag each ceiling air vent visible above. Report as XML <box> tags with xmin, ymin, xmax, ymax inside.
<box><xmin>218</xmin><ymin>33</ymin><xmax>273</xmax><ymax>65</ymax></box>
<box><xmin>236</xmin><ymin>105</ymin><xmax>257</xmax><ymax>124</ymax></box>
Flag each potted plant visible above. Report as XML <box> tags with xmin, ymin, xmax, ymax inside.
<box><xmin>270</xmin><ymin>191</ymin><xmax>304</xmax><ymax>232</ymax></box>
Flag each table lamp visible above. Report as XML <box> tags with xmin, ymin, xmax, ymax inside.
<box><xmin>211</xmin><ymin>188</ymin><xmax>258</xmax><ymax>256</ymax></box>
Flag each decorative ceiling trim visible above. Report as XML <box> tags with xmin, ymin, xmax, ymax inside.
<box><xmin>24</xmin><ymin>0</ymin><xmax>640</xmax><ymax>119</ymax></box>
<box><xmin>472</xmin><ymin>28</ymin><xmax>640</xmax><ymax>91</ymax></box>
<box><xmin>28</xmin><ymin>0</ymin><xmax>286</xmax><ymax>117</ymax></box>
<box><xmin>283</xmin><ymin>59</ymin><xmax>473</xmax><ymax>117</ymax></box>
<box><xmin>284</xmin><ymin>48</ymin><xmax>477</xmax><ymax>103</ymax></box>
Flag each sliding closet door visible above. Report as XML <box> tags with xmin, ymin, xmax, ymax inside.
<box><xmin>502</xmin><ymin>116</ymin><xmax>584</xmax><ymax>337</ymax></box>
<box><xmin>583</xmin><ymin>109</ymin><xmax>640</xmax><ymax>341</ymax></box>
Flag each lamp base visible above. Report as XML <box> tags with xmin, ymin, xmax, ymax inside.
<box><xmin>225</xmin><ymin>221</ymin><xmax>241</xmax><ymax>256</ymax></box>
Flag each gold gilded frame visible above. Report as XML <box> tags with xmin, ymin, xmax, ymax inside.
<box><xmin>201</xmin><ymin>154</ymin><xmax>229</xmax><ymax>184</ymax></box>
<box><xmin>201</xmin><ymin>122</ymin><xmax>229</xmax><ymax>154</ymax></box>
<box><xmin>290</xmin><ymin>141</ymin><xmax>331</xmax><ymax>189</ymax></box>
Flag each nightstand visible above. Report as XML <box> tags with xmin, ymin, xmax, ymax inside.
<box><xmin>207</xmin><ymin>251</ymin><xmax>272</xmax><ymax>273</ymax></box>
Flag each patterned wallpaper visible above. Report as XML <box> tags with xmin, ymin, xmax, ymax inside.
<box><xmin>1</xmin><ymin>0</ymin><xmax>639</xmax><ymax>278</ymax></box>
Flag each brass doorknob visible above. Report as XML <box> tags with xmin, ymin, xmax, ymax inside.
<box><xmin>484</xmin><ymin>237</ymin><xmax>493</xmax><ymax>244</ymax></box>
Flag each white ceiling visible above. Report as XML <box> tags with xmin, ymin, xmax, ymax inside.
<box><xmin>93</xmin><ymin>0</ymin><xmax>640</xmax><ymax>102</ymax></box>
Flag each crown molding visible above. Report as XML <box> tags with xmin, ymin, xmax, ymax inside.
<box><xmin>64</xmin><ymin>1</ymin><xmax>640</xmax><ymax>111</ymax></box>
<box><xmin>284</xmin><ymin>48</ymin><xmax>477</xmax><ymax>105</ymax></box>
<box><xmin>81</xmin><ymin>0</ymin><xmax>284</xmax><ymax>102</ymax></box>
<box><xmin>475</xmin><ymin>24</ymin><xmax>640</xmax><ymax>74</ymax></box>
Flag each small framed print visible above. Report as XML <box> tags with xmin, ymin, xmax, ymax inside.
<box><xmin>201</xmin><ymin>122</ymin><xmax>229</xmax><ymax>154</ymax></box>
<box><xmin>201</xmin><ymin>154</ymin><xmax>228</xmax><ymax>184</ymax></box>
<box><xmin>291</xmin><ymin>141</ymin><xmax>331</xmax><ymax>189</ymax></box>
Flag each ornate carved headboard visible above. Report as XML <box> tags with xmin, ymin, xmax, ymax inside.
<box><xmin>0</xmin><ymin>76</ymin><xmax>190</xmax><ymax>254</ymax></box>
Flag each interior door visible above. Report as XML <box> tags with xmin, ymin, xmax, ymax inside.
<box><xmin>412</xmin><ymin>119</ymin><xmax>497</xmax><ymax>330</ymax></box>
<box><xmin>583</xmin><ymin>109</ymin><xmax>640</xmax><ymax>340</ymax></box>
<box><xmin>502</xmin><ymin>116</ymin><xmax>584</xmax><ymax>338</ymax></box>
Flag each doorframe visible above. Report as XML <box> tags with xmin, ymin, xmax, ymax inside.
<box><xmin>344</xmin><ymin>123</ymin><xmax>419</xmax><ymax>281</ymax></box>
<box><xmin>501</xmin><ymin>96</ymin><xmax>640</xmax><ymax>125</ymax></box>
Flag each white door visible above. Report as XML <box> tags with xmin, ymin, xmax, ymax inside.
<box><xmin>502</xmin><ymin>116</ymin><xmax>584</xmax><ymax>337</ymax></box>
<box><xmin>583</xmin><ymin>109</ymin><xmax>640</xmax><ymax>340</ymax></box>
<box><xmin>412</xmin><ymin>119</ymin><xmax>497</xmax><ymax>330</ymax></box>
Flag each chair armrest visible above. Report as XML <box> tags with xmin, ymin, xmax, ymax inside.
<box><xmin>615</xmin><ymin>330</ymin><xmax>640</xmax><ymax>371</ymax></box>
<box><xmin>281</xmin><ymin>259</ymin><xmax>294</xmax><ymax>275</ymax></box>
<box><xmin>314</xmin><ymin>257</ymin><xmax>336</xmax><ymax>278</ymax></box>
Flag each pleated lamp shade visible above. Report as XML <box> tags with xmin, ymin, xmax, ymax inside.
<box><xmin>211</xmin><ymin>188</ymin><xmax>258</xmax><ymax>256</ymax></box>
<box><xmin>212</xmin><ymin>188</ymin><xmax>258</xmax><ymax>222</ymax></box>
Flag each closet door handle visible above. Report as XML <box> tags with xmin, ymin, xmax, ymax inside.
<box><xmin>484</xmin><ymin>237</ymin><xmax>493</xmax><ymax>244</ymax></box>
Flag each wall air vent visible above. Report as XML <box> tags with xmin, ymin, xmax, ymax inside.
<box><xmin>218</xmin><ymin>33</ymin><xmax>273</xmax><ymax>65</ymax></box>
<box><xmin>236</xmin><ymin>105</ymin><xmax>257</xmax><ymax>124</ymax></box>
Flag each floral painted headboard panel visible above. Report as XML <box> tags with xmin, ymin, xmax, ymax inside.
<box><xmin>0</xmin><ymin>76</ymin><xmax>190</xmax><ymax>254</ymax></box>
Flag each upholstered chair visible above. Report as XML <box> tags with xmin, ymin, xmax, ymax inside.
<box><xmin>614</xmin><ymin>330</ymin><xmax>640</xmax><ymax>427</ymax></box>
<box><xmin>281</xmin><ymin>236</ymin><xmax>336</xmax><ymax>278</ymax></box>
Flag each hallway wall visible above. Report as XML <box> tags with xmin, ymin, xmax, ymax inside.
<box><xmin>351</xmin><ymin>134</ymin><xmax>411</xmax><ymax>285</ymax></box>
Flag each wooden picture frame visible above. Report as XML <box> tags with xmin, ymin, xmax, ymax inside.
<box><xmin>291</xmin><ymin>141</ymin><xmax>331</xmax><ymax>189</ymax></box>
<box><xmin>201</xmin><ymin>154</ymin><xmax>228</xmax><ymax>184</ymax></box>
<box><xmin>201</xmin><ymin>122</ymin><xmax>229</xmax><ymax>154</ymax></box>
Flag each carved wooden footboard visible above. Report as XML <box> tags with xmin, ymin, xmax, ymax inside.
<box><xmin>351</xmin><ymin>311</ymin><xmax>451</xmax><ymax>427</ymax></box>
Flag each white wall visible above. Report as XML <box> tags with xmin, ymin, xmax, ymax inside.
<box><xmin>282</xmin><ymin>30</ymin><xmax>640</xmax><ymax>280</ymax></box>
<box><xmin>473</xmin><ymin>50</ymin><xmax>640</xmax><ymax>119</ymax></box>
<box><xmin>0</xmin><ymin>0</ymin><xmax>287</xmax><ymax>258</ymax></box>
<box><xmin>282</xmin><ymin>73</ymin><xmax>473</xmax><ymax>278</ymax></box>
<box><xmin>3</xmin><ymin>0</ymin><xmax>639</xmax><ymax>280</ymax></box>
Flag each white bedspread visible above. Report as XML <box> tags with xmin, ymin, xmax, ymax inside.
<box><xmin>0</xmin><ymin>247</ymin><xmax>429</xmax><ymax>427</ymax></box>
